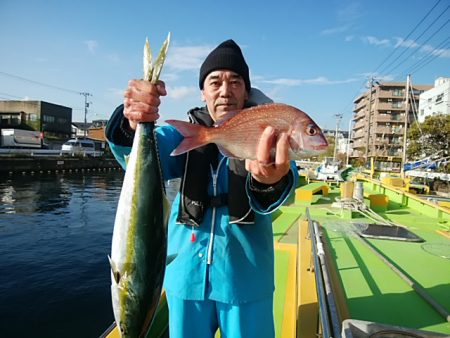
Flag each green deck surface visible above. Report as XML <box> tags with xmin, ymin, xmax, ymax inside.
<box><xmin>274</xmin><ymin>251</ymin><xmax>289</xmax><ymax>338</ymax></box>
<box><xmin>305</xmin><ymin>187</ymin><xmax>450</xmax><ymax>335</ymax></box>
<box><xmin>272</xmin><ymin>206</ymin><xmax>301</xmax><ymax>242</ymax></box>
<box><xmin>271</xmin><ymin>181</ymin><xmax>450</xmax><ymax>336</ymax></box>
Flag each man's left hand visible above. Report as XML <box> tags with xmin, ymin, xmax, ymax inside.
<box><xmin>245</xmin><ymin>126</ymin><xmax>291</xmax><ymax>185</ymax></box>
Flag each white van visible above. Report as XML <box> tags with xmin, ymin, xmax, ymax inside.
<box><xmin>62</xmin><ymin>139</ymin><xmax>97</xmax><ymax>155</ymax></box>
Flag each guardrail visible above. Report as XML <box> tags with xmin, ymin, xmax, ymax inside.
<box><xmin>0</xmin><ymin>149</ymin><xmax>104</xmax><ymax>157</ymax></box>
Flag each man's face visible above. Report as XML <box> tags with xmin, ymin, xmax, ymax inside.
<box><xmin>201</xmin><ymin>70</ymin><xmax>248</xmax><ymax>122</ymax></box>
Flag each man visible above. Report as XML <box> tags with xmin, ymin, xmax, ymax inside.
<box><xmin>106</xmin><ymin>39</ymin><xmax>298</xmax><ymax>338</ymax></box>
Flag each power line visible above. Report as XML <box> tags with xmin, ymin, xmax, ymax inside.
<box><xmin>379</xmin><ymin>4</ymin><xmax>450</xmax><ymax>76</ymax></box>
<box><xmin>0</xmin><ymin>71</ymin><xmax>81</xmax><ymax>95</ymax></box>
<box><xmin>0</xmin><ymin>91</ymin><xmax>23</xmax><ymax>99</ymax></box>
<box><xmin>385</xmin><ymin>18</ymin><xmax>450</xmax><ymax>77</ymax></box>
<box><xmin>372</xmin><ymin>0</ymin><xmax>444</xmax><ymax>75</ymax></box>
<box><xmin>339</xmin><ymin>1</ymin><xmax>446</xmax><ymax>117</ymax></box>
<box><xmin>400</xmin><ymin>37</ymin><xmax>450</xmax><ymax>76</ymax></box>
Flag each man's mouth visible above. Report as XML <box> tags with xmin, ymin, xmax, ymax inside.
<box><xmin>216</xmin><ymin>103</ymin><xmax>236</xmax><ymax>110</ymax></box>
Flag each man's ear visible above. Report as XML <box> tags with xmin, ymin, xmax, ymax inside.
<box><xmin>201</xmin><ymin>90</ymin><xmax>206</xmax><ymax>102</ymax></box>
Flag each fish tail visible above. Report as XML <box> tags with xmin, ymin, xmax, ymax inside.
<box><xmin>165</xmin><ymin>120</ymin><xmax>209</xmax><ymax>156</ymax></box>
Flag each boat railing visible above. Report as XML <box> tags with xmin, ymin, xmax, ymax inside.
<box><xmin>306</xmin><ymin>207</ymin><xmax>342</xmax><ymax>338</ymax></box>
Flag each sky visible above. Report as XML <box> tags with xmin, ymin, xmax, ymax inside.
<box><xmin>0</xmin><ymin>0</ymin><xmax>449</xmax><ymax>131</ymax></box>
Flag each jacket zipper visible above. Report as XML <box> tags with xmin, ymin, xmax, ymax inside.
<box><xmin>206</xmin><ymin>157</ymin><xmax>225</xmax><ymax>265</ymax></box>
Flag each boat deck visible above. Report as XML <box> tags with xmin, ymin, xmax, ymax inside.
<box><xmin>272</xmin><ymin>178</ymin><xmax>450</xmax><ymax>337</ymax></box>
<box><xmin>103</xmin><ymin>178</ymin><xmax>450</xmax><ymax>337</ymax></box>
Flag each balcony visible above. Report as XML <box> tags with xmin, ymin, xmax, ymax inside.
<box><xmin>374</xmin><ymin>125</ymin><xmax>404</xmax><ymax>134</ymax></box>
<box><xmin>375</xmin><ymin>114</ymin><xmax>399</xmax><ymax>123</ymax></box>
<box><xmin>377</xmin><ymin>102</ymin><xmax>405</xmax><ymax>110</ymax></box>
<box><xmin>354</xmin><ymin>100</ymin><xmax>368</xmax><ymax>111</ymax></box>
<box><xmin>377</xmin><ymin>88</ymin><xmax>405</xmax><ymax>98</ymax></box>
<box><xmin>353</xmin><ymin>111</ymin><xmax>366</xmax><ymax>121</ymax></box>
<box><xmin>353</xmin><ymin>122</ymin><xmax>366</xmax><ymax>130</ymax></box>
<box><xmin>372</xmin><ymin>140</ymin><xmax>389</xmax><ymax>146</ymax></box>
<box><xmin>353</xmin><ymin>130</ymin><xmax>366</xmax><ymax>138</ymax></box>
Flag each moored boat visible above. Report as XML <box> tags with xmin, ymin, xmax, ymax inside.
<box><xmin>101</xmin><ymin>176</ymin><xmax>450</xmax><ymax>337</ymax></box>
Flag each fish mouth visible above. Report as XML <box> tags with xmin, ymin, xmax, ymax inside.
<box><xmin>312</xmin><ymin>145</ymin><xmax>328</xmax><ymax>151</ymax></box>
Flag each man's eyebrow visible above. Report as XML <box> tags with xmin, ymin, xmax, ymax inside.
<box><xmin>207</xmin><ymin>73</ymin><xmax>243</xmax><ymax>80</ymax></box>
<box><xmin>208</xmin><ymin>74</ymin><xmax>220</xmax><ymax>80</ymax></box>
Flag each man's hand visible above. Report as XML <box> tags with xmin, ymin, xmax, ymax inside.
<box><xmin>245</xmin><ymin>126</ymin><xmax>290</xmax><ymax>185</ymax></box>
<box><xmin>123</xmin><ymin>79</ymin><xmax>167</xmax><ymax>130</ymax></box>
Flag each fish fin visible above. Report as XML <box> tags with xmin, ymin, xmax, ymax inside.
<box><xmin>108</xmin><ymin>255</ymin><xmax>121</xmax><ymax>284</ymax></box>
<box><xmin>165</xmin><ymin>120</ymin><xmax>209</xmax><ymax>156</ymax></box>
<box><xmin>166</xmin><ymin>254</ymin><xmax>178</xmax><ymax>266</ymax></box>
<box><xmin>217</xmin><ymin>145</ymin><xmax>240</xmax><ymax>159</ymax></box>
<box><xmin>124</xmin><ymin>154</ymin><xmax>130</xmax><ymax>165</ymax></box>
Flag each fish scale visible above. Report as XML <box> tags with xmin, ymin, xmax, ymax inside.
<box><xmin>167</xmin><ymin>102</ymin><xmax>328</xmax><ymax>160</ymax></box>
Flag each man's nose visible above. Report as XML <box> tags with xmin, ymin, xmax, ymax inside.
<box><xmin>219</xmin><ymin>82</ymin><xmax>231</xmax><ymax>96</ymax></box>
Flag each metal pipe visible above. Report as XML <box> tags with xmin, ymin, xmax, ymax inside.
<box><xmin>306</xmin><ymin>208</ymin><xmax>332</xmax><ymax>338</ymax></box>
<box><xmin>313</xmin><ymin>220</ymin><xmax>342</xmax><ymax>338</ymax></box>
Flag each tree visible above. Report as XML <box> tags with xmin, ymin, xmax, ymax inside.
<box><xmin>407</xmin><ymin>114</ymin><xmax>450</xmax><ymax>160</ymax></box>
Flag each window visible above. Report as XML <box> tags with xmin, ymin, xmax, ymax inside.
<box><xmin>80</xmin><ymin>142</ymin><xmax>94</xmax><ymax>148</ymax></box>
<box><xmin>392</xmin><ymin>89</ymin><xmax>404</xmax><ymax>96</ymax></box>
<box><xmin>43</xmin><ymin>115</ymin><xmax>55</xmax><ymax>123</ymax></box>
<box><xmin>435</xmin><ymin>93</ymin><xmax>444</xmax><ymax>103</ymax></box>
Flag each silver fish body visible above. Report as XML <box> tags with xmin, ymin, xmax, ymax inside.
<box><xmin>110</xmin><ymin>122</ymin><xmax>169</xmax><ymax>338</ymax></box>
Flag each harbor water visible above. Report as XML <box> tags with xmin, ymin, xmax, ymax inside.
<box><xmin>0</xmin><ymin>170</ymin><xmax>172</xmax><ymax>338</ymax></box>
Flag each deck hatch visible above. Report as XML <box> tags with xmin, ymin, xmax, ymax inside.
<box><xmin>354</xmin><ymin>223</ymin><xmax>424</xmax><ymax>242</ymax></box>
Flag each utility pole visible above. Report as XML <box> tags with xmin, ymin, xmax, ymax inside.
<box><xmin>364</xmin><ymin>77</ymin><xmax>375</xmax><ymax>160</ymax></box>
<box><xmin>401</xmin><ymin>74</ymin><xmax>411</xmax><ymax>178</ymax></box>
<box><xmin>346</xmin><ymin>118</ymin><xmax>352</xmax><ymax>166</ymax></box>
<box><xmin>80</xmin><ymin>92</ymin><xmax>92</xmax><ymax>138</ymax></box>
<box><xmin>333</xmin><ymin>113</ymin><xmax>343</xmax><ymax>161</ymax></box>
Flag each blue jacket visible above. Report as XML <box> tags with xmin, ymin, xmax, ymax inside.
<box><xmin>108</xmin><ymin>114</ymin><xmax>298</xmax><ymax>304</ymax></box>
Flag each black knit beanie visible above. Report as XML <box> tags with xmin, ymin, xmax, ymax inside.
<box><xmin>199</xmin><ymin>39</ymin><xmax>251</xmax><ymax>92</ymax></box>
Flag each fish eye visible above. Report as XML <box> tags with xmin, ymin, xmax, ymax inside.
<box><xmin>306</xmin><ymin>124</ymin><xmax>318</xmax><ymax>136</ymax></box>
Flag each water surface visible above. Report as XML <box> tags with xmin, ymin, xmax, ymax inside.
<box><xmin>0</xmin><ymin>171</ymin><xmax>124</xmax><ymax>338</ymax></box>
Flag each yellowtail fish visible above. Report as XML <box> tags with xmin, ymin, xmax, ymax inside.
<box><xmin>109</xmin><ymin>33</ymin><xmax>171</xmax><ymax>338</ymax></box>
<box><xmin>166</xmin><ymin>103</ymin><xmax>328</xmax><ymax>160</ymax></box>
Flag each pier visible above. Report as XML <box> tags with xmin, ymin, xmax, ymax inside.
<box><xmin>0</xmin><ymin>152</ymin><xmax>121</xmax><ymax>175</ymax></box>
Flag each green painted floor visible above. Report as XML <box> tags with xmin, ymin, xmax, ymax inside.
<box><xmin>274</xmin><ymin>251</ymin><xmax>290</xmax><ymax>338</ymax></box>
<box><xmin>306</xmin><ymin>186</ymin><xmax>450</xmax><ymax>335</ymax></box>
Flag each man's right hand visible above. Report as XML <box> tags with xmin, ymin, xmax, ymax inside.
<box><xmin>123</xmin><ymin>79</ymin><xmax>167</xmax><ymax>130</ymax></box>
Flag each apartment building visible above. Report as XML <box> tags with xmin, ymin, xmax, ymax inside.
<box><xmin>418</xmin><ymin>77</ymin><xmax>450</xmax><ymax>123</ymax></box>
<box><xmin>351</xmin><ymin>81</ymin><xmax>432</xmax><ymax>161</ymax></box>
